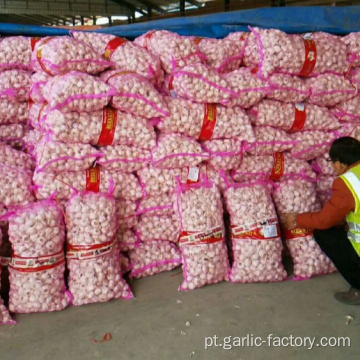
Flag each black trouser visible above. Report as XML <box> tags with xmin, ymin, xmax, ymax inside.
<box><xmin>314</xmin><ymin>227</ymin><xmax>360</xmax><ymax>290</ymax></box>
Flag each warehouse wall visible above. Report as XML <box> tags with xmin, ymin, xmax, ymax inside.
<box><xmin>0</xmin><ymin>0</ymin><xmax>129</xmax><ymax>16</ymax></box>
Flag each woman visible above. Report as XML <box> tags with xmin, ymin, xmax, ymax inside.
<box><xmin>284</xmin><ymin>137</ymin><xmax>360</xmax><ymax>305</ymax></box>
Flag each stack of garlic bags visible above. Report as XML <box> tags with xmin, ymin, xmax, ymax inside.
<box><xmin>230</xmin><ymin>28</ymin><xmax>353</xmax><ymax>279</ymax></box>
<box><xmin>29</xmin><ymin>36</ymin><xmax>136</xmax><ymax>304</ymax></box>
<box><xmin>0</xmin><ymin>37</ymin><xmax>36</xmax><ymax>148</ymax></box>
<box><xmin>134</xmin><ymin>31</ymin><xmax>250</xmax><ymax>289</ymax></box>
<box><xmin>69</xmin><ymin>32</ymin><xmax>181</xmax><ymax>279</ymax></box>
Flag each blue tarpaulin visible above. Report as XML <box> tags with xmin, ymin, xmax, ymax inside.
<box><xmin>0</xmin><ymin>6</ymin><xmax>360</xmax><ymax>38</ymax></box>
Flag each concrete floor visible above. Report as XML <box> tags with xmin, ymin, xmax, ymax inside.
<box><xmin>0</xmin><ymin>269</ymin><xmax>359</xmax><ymax>360</ymax></box>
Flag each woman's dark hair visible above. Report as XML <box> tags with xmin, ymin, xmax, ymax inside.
<box><xmin>329</xmin><ymin>137</ymin><xmax>360</xmax><ymax>166</ymax></box>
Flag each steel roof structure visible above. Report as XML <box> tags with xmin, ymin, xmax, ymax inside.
<box><xmin>0</xmin><ymin>0</ymin><xmax>359</xmax><ymax>27</ymax></box>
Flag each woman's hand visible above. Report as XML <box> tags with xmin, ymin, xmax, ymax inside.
<box><xmin>283</xmin><ymin>213</ymin><xmax>298</xmax><ymax>230</ymax></box>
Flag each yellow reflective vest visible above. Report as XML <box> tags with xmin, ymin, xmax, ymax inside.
<box><xmin>341</xmin><ymin>164</ymin><xmax>360</xmax><ymax>256</ymax></box>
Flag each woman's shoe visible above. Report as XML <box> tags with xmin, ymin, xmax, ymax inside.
<box><xmin>334</xmin><ymin>287</ymin><xmax>360</xmax><ymax>305</ymax></box>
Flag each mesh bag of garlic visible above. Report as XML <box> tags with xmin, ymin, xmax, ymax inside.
<box><xmin>128</xmin><ymin>240</ymin><xmax>182</xmax><ymax>279</ymax></box>
<box><xmin>333</xmin><ymin>95</ymin><xmax>360</xmax><ymax>122</ymax></box>
<box><xmin>232</xmin><ymin>153</ymin><xmax>316</xmax><ymax>183</ymax></box>
<box><xmin>116</xmin><ymin>198</ymin><xmax>138</xmax><ymax>231</ymax></box>
<box><xmin>0</xmin><ymin>165</ymin><xmax>34</xmax><ymax>208</ymax></box>
<box><xmin>316</xmin><ymin>175</ymin><xmax>337</xmax><ymax>207</ymax></box>
<box><xmin>152</xmin><ymin>133</ymin><xmax>208</xmax><ymax>169</ymax></box>
<box><xmin>119</xmin><ymin>253</ymin><xmax>131</xmax><ymax>275</ymax></box>
<box><xmin>289</xmin><ymin>130</ymin><xmax>340</xmax><ymax>161</ymax></box>
<box><xmin>101</xmin><ymin>70</ymin><xmax>169</xmax><ymax>119</ymax></box>
<box><xmin>116</xmin><ymin>228</ymin><xmax>140</xmax><ymax>252</ymax></box>
<box><xmin>311</xmin><ymin>154</ymin><xmax>338</xmax><ymax>177</ymax></box>
<box><xmin>250</xmin><ymin>28</ymin><xmax>348</xmax><ymax>78</ymax></box>
<box><xmin>252</xmin><ymin>100</ymin><xmax>340</xmax><ymax>132</ymax></box>
<box><xmin>135</xmin><ymin>214</ymin><xmax>180</xmax><ymax>243</ymax></box>
<box><xmin>136</xmin><ymin>193</ymin><xmax>174</xmax><ymax>217</ymax></box>
<box><xmin>6</xmin><ymin>199</ymin><xmax>71</xmax><ymax>313</ymax></box>
<box><xmin>98</xmin><ymin>144</ymin><xmax>151</xmax><ymax>172</ymax></box>
<box><xmin>342</xmin><ymin>32</ymin><xmax>360</xmax><ymax>67</ymax></box>
<box><xmin>0</xmin><ymin>36</ymin><xmax>34</xmax><ymax>71</ymax></box>
<box><xmin>134</xmin><ymin>193</ymin><xmax>180</xmax><ymax>243</ymax></box>
<box><xmin>28</xmin><ymin>102</ymin><xmax>50</xmax><ymax>128</ymax></box>
<box><xmin>0</xmin><ymin>124</ymin><xmax>26</xmax><ymax>148</ymax></box>
<box><xmin>0</xmin><ymin>143</ymin><xmax>34</xmax><ymax>173</ymax></box>
<box><xmin>66</xmin><ymin>192</ymin><xmax>133</xmax><ymax>305</ymax></box>
<box><xmin>224</xmin><ymin>181</ymin><xmax>287</xmax><ymax>283</ymax></box>
<box><xmin>138</xmin><ymin>163</ymin><xmax>229</xmax><ymax>196</ymax></box>
<box><xmin>34</xmin><ymin>140</ymin><xmax>103</xmax><ymax>173</ymax></box>
<box><xmin>266</xmin><ymin>74</ymin><xmax>310</xmax><ymax>103</ymax></box>
<box><xmin>201</xmin><ymin>138</ymin><xmax>244</xmax><ymax>171</ymax></box>
<box><xmin>33</xmin><ymin>166</ymin><xmax>142</xmax><ymax>202</ymax></box>
<box><xmin>0</xmin><ymin>230</ymin><xmax>16</xmax><ymax>324</ymax></box>
<box><xmin>273</xmin><ymin>177</ymin><xmax>336</xmax><ymax>279</ymax></box>
<box><xmin>43</xmin><ymin>71</ymin><xmax>113</xmax><ymax>113</ymax></box>
<box><xmin>190</xmin><ymin>36</ymin><xmax>244</xmax><ymax>73</ymax></box>
<box><xmin>134</xmin><ymin>30</ymin><xmax>204</xmax><ymax>74</ymax></box>
<box><xmin>0</xmin><ymin>69</ymin><xmax>31</xmax><ymax>102</ymax></box>
<box><xmin>40</xmin><ymin>107</ymin><xmax>156</xmax><ymax>149</ymax></box>
<box><xmin>31</xmin><ymin>36</ymin><xmax>112</xmax><ymax>75</ymax></box>
<box><xmin>158</xmin><ymin>97</ymin><xmax>253</xmax><ymax>141</ymax></box>
<box><xmin>245</xmin><ymin>126</ymin><xmax>295</xmax><ymax>156</ymax></box>
<box><xmin>176</xmin><ymin>178</ymin><xmax>230</xmax><ymax>291</ymax></box>
<box><xmin>0</xmin><ymin>99</ymin><xmax>28</xmax><ymax>125</ymax></box>
<box><xmin>137</xmin><ymin>166</ymin><xmax>189</xmax><ymax>197</ymax></box>
<box><xmin>306</xmin><ymin>74</ymin><xmax>356</xmax><ymax>107</ymax></box>
<box><xmin>29</xmin><ymin>71</ymin><xmax>51</xmax><ymax>103</ymax></box>
<box><xmin>169</xmin><ymin>63</ymin><xmax>236</xmax><ymax>104</ymax></box>
<box><xmin>71</xmin><ymin>31</ymin><xmax>164</xmax><ymax>86</ymax></box>
<box><xmin>242</xmin><ymin>31</ymin><xmax>261</xmax><ymax>68</ymax></box>
<box><xmin>222</xmin><ymin>67</ymin><xmax>269</xmax><ymax>108</ymax></box>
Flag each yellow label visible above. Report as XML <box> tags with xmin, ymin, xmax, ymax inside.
<box><xmin>89</xmin><ymin>169</ymin><xmax>97</xmax><ymax>183</ymax></box>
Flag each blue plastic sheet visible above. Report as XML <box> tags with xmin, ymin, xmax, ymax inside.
<box><xmin>0</xmin><ymin>6</ymin><xmax>359</xmax><ymax>38</ymax></box>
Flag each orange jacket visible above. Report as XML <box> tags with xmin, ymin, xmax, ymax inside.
<box><xmin>295</xmin><ymin>161</ymin><xmax>360</xmax><ymax>230</ymax></box>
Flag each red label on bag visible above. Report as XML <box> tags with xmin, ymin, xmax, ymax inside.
<box><xmin>104</xmin><ymin>37</ymin><xmax>128</xmax><ymax>60</ymax></box>
<box><xmin>168</xmin><ymin>76</ymin><xmax>174</xmax><ymax>91</ymax></box>
<box><xmin>97</xmin><ymin>107</ymin><xmax>117</xmax><ymax>146</ymax></box>
<box><xmin>143</xmin><ymin>31</ymin><xmax>156</xmax><ymax>49</ymax></box>
<box><xmin>283</xmin><ymin>227</ymin><xmax>313</xmax><ymax>240</ymax></box>
<box><xmin>179</xmin><ymin>225</ymin><xmax>224</xmax><ymax>246</ymax></box>
<box><xmin>232</xmin><ymin>218</ymin><xmax>280</xmax><ymax>240</ymax></box>
<box><xmin>198</xmin><ymin>104</ymin><xmax>217</xmax><ymax>141</ymax></box>
<box><xmin>0</xmin><ymin>256</ymin><xmax>10</xmax><ymax>267</ymax></box>
<box><xmin>36</xmin><ymin>37</ymin><xmax>55</xmax><ymax>76</ymax></box>
<box><xmin>31</xmin><ymin>37</ymin><xmax>41</xmax><ymax>51</ymax></box>
<box><xmin>86</xmin><ymin>165</ymin><xmax>101</xmax><ymax>192</ymax></box>
<box><xmin>270</xmin><ymin>152</ymin><xmax>285</xmax><ymax>182</ymax></box>
<box><xmin>240</xmin><ymin>33</ymin><xmax>249</xmax><ymax>41</ymax></box>
<box><xmin>299</xmin><ymin>35</ymin><xmax>317</xmax><ymax>77</ymax></box>
<box><xmin>193</xmin><ymin>37</ymin><xmax>203</xmax><ymax>45</ymax></box>
<box><xmin>28</xmin><ymin>99</ymin><xmax>34</xmax><ymax>111</ymax></box>
<box><xmin>38</xmin><ymin>102</ymin><xmax>47</xmax><ymax>123</ymax></box>
<box><xmin>9</xmin><ymin>251</ymin><xmax>65</xmax><ymax>273</ymax></box>
<box><xmin>289</xmin><ymin>103</ymin><xmax>306</xmax><ymax>133</ymax></box>
<box><xmin>66</xmin><ymin>240</ymin><xmax>115</xmax><ymax>260</ymax></box>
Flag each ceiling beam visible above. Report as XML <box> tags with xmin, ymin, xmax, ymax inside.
<box><xmin>111</xmin><ymin>0</ymin><xmax>148</xmax><ymax>16</ymax></box>
<box><xmin>186</xmin><ymin>0</ymin><xmax>203</xmax><ymax>7</ymax></box>
<box><xmin>133</xmin><ymin>0</ymin><xmax>167</xmax><ymax>14</ymax></box>
<box><xmin>180</xmin><ymin>0</ymin><xmax>185</xmax><ymax>15</ymax></box>
<box><xmin>32</xmin><ymin>15</ymin><xmax>66</xmax><ymax>25</ymax></box>
<box><xmin>24</xmin><ymin>15</ymin><xmax>52</xmax><ymax>25</ymax></box>
<box><xmin>286</xmin><ymin>0</ymin><xmax>349</xmax><ymax>4</ymax></box>
<box><xmin>11</xmin><ymin>14</ymin><xmax>47</xmax><ymax>25</ymax></box>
